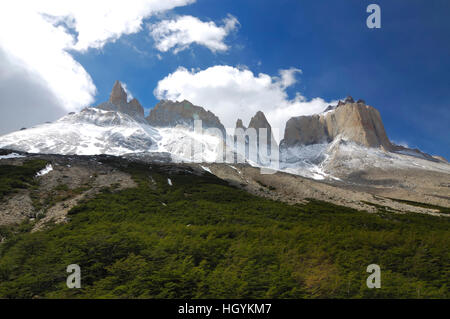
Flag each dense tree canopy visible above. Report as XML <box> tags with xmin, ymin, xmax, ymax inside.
<box><xmin>0</xmin><ymin>159</ymin><xmax>448</xmax><ymax>298</ymax></box>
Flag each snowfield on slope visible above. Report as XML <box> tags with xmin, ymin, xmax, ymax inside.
<box><xmin>0</xmin><ymin>109</ymin><xmax>159</xmax><ymax>156</ymax></box>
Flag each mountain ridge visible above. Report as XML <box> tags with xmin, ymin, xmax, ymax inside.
<box><xmin>0</xmin><ymin>82</ymin><xmax>447</xmax><ymax>177</ymax></box>
<box><xmin>282</xmin><ymin>97</ymin><xmax>393</xmax><ymax>151</ymax></box>
<box><xmin>147</xmin><ymin>99</ymin><xmax>226</xmax><ymax>134</ymax></box>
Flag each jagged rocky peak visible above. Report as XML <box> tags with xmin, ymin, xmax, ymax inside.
<box><xmin>110</xmin><ymin>80</ymin><xmax>127</xmax><ymax>105</ymax></box>
<box><xmin>248</xmin><ymin>111</ymin><xmax>270</xmax><ymax>129</ymax></box>
<box><xmin>233</xmin><ymin>111</ymin><xmax>277</xmax><ymax>143</ymax></box>
<box><xmin>234</xmin><ymin>118</ymin><xmax>247</xmax><ymax>138</ymax></box>
<box><xmin>323</xmin><ymin>105</ymin><xmax>335</xmax><ymax>113</ymax></box>
<box><xmin>323</xmin><ymin>96</ymin><xmax>365</xmax><ymax>113</ymax></box>
<box><xmin>344</xmin><ymin>96</ymin><xmax>355</xmax><ymax>104</ymax></box>
<box><xmin>248</xmin><ymin>110</ymin><xmax>278</xmax><ymax>149</ymax></box>
<box><xmin>282</xmin><ymin>97</ymin><xmax>393</xmax><ymax>151</ymax></box>
<box><xmin>147</xmin><ymin>99</ymin><xmax>225</xmax><ymax>133</ymax></box>
<box><xmin>235</xmin><ymin>119</ymin><xmax>246</xmax><ymax>130</ymax></box>
<box><xmin>97</xmin><ymin>81</ymin><xmax>145</xmax><ymax>120</ymax></box>
<box><xmin>232</xmin><ymin>111</ymin><xmax>278</xmax><ymax>164</ymax></box>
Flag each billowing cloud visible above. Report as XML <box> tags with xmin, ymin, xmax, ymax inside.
<box><xmin>0</xmin><ymin>0</ymin><xmax>195</xmax><ymax>134</ymax></box>
<box><xmin>154</xmin><ymin>65</ymin><xmax>334</xmax><ymax>139</ymax></box>
<box><xmin>0</xmin><ymin>48</ymin><xmax>67</xmax><ymax>135</ymax></box>
<box><xmin>278</xmin><ymin>68</ymin><xmax>302</xmax><ymax>88</ymax></box>
<box><xmin>32</xmin><ymin>0</ymin><xmax>197</xmax><ymax>52</ymax></box>
<box><xmin>150</xmin><ymin>15</ymin><xmax>239</xmax><ymax>53</ymax></box>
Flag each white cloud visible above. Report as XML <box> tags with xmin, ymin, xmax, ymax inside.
<box><xmin>154</xmin><ymin>65</ymin><xmax>335</xmax><ymax>140</ymax></box>
<box><xmin>0</xmin><ymin>48</ymin><xmax>67</xmax><ymax>135</ymax></box>
<box><xmin>278</xmin><ymin>68</ymin><xmax>302</xmax><ymax>88</ymax></box>
<box><xmin>0</xmin><ymin>0</ymin><xmax>195</xmax><ymax>133</ymax></box>
<box><xmin>0</xmin><ymin>2</ymin><xmax>96</xmax><ymax>113</ymax></box>
<box><xmin>120</xmin><ymin>82</ymin><xmax>134</xmax><ymax>103</ymax></box>
<box><xmin>150</xmin><ymin>15</ymin><xmax>239</xmax><ymax>53</ymax></box>
<box><xmin>32</xmin><ymin>0</ymin><xmax>197</xmax><ymax>52</ymax></box>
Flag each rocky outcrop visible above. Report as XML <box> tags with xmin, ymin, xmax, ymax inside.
<box><xmin>233</xmin><ymin>111</ymin><xmax>278</xmax><ymax>164</ymax></box>
<box><xmin>97</xmin><ymin>81</ymin><xmax>145</xmax><ymax>120</ymax></box>
<box><xmin>283</xmin><ymin>115</ymin><xmax>328</xmax><ymax>146</ymax></box>
<box><xmin>234</xmin><ymin>118</ymin><xmax>247</xmax><ymax>143</ymax></box>
<box><xmin>147</xmin><ymin>99</ymin><xmax>226</xmax><ymax>134</ymax></box>
<box><xmin>282</xmin><ymin>97</ymin><xmax>393</xmax><ymax>151</ymax></box>
<box><xmin>235</xmin><ymin>119</ymin><xmax>246</xmax><ymax>131</ymax></box>
<box><xmin>110</xmin><ymin>80</ymin><xmax>127</xmax><ymax>105</ymax></box>
<box><xmin>248</xmin><ymin>111</ymin><xmax>278</xmax><ymax>150</ymax></box>
<box><xmin>391</xmin><ymin>144</ymin><xmax>447</xmax><ymax>163</ymax></box>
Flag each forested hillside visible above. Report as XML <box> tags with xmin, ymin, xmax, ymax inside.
<box><xmin>0</xmin><ymin>158</ymin><xmax>448</xmax><ymax>298</ymax></box>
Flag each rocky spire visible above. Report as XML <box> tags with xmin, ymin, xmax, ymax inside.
<box><xmin>127</xmin><ymin>98</ymin><xmax>145</xmax><ymax>118</ymax></box>
<box><xmin>235</xmin><ymin>118</ymin><xmax>246</xmax><ymax>130</ymax></box>
<box><xmin>97</xmin><ymin>81</ymin><xmax>145</xmax><ymax>120</ymax></box>
<box><xmin>110</xmin><ymin>80</ymin><xmax>128</xmax><ymax>105</ymax></box>
<box><xmin>248</xmin><ymin>111</ymin><xmax>276</xmax><ymax>144</ymax></box>
<box><xmin>247</xmin><ymin>111</ymin><xmax>278</xmax><ymax>160</ymax></box>
<box><xmin>344</xmin><ymin>96</ymin><xmax>355</xmax><ymax>104</ymax></box>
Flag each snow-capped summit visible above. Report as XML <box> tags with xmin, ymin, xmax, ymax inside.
<box><xmin>277</xmin><ymin>97</ymin><xmax>448</xmax><ymax>179</ymax></box>
<box><xmin>0</xmin><ymin>82</ymin><xmax>448</xmax><ymax>181</ymax></box>
<box><xmin>0</xmin><ymin>107</ymin><xmax>159</xmax><ymax>155</ymax></box>
<box><xmin>0</xmin><ymin>82</ymin><xmax>229</xmax><ymax>162</ymax></box>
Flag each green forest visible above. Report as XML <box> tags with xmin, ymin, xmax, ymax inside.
<box><xmin>0</xmin><ymin>158</ymin><xmax>449</xmax><ymax>298</ymax></box>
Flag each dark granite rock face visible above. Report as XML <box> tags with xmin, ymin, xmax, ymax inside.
<box><xmin>232</xmin><ymin>111</ymin><xmax>278</xmax><ymax>165</ymax></box>
<box><xmin>247</xmin><ymin>111</ymin><xmax>278</xmax><ymax>149</ymax></box>
<box><xmin>235</xmin><ymin>119</ymin><xmax>246</xmax><ymax>130</ymax></box>
<box><xmin>146</xmin><ymin>99</ymin><xmax>225</xmax><ymax>134</ymax></box>
<box><xmin>97</xmin><ymin>81</ymin><xmax>145</xmax><ymax>120</ymax></box>
<box><xmin>110</xmin><ymin>80</ymin><xmax>127</xmax><ymax>105</ymax></box>
<box><xmin>344</xmin><ymin>96</ymin><xmax>355</xmax><ymax>104</ymax></box>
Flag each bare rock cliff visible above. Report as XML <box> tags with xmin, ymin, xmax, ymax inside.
<box><xmin>97</xmin><ymin>81</ymin><xmax>145</xmax><ymax>120</ymax></box>
<box><xmin>247</xmin><ymin>111</ymin><xmax>278</xmax><ymax>149</ymax></box>
<box><xmin>146</xmin><ymin>100</ymin><xmax>226</xmax><ymax>134</ymax></box>
<box><xmin>283</xmin><ymin>98</ymin><xmax>393</xmax><ymax>151</ymax></box>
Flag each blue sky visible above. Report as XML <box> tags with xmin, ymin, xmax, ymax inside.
<box><xmin>1</xmin><ymin>0</ymin><xmax>449</xmax><ymax>158</ymax></box>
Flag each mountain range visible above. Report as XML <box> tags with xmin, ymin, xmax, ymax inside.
<box><xmin>0</xmin><ymin>81</ymin><xmax>446</xmax><ymax>167</ymax></box>
<box><xmin>1</xmin><ymin>81</ymin><xmax>449</xmax><ymax>215</ymax></box>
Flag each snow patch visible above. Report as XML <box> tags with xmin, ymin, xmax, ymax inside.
<box><xmin>200</xmin><ymin>165</ymin><xmax>212</xmax><ymax>174</ymax></box>
<box><xmin>156</xmin><ymin>127</ymin><xmax>225</xmax><ymax>163</ymax></box>
<box><xmin>228</xmin><ymin>165</ymin><xmax>244</xmax><ymax>176</ymax></box>
<box><xmin>167</xmin><ymin>178</ymin><xmax>172</xmax><ymax>186</ymax></box>
<box><xmin>0</xmin><ymin>152</ymin><xmax>26</xmax><ymax>159</ymax></box>
<box><xmin>36</xmin><ymin>164</ymin><xmax>53</xmax><ymax>177</ymax></box>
